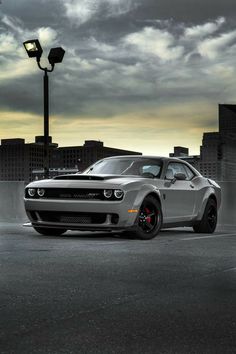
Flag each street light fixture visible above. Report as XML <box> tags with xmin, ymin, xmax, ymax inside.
<box><xmin>23</xmin><ymin>39</ymin><xmax>65</xmax><ymax>179</ymax></box>
<box><xmin>48</xmin><ymin>47</ymin><xmax>65</xmax><ymax>65</ymax></box>
<box><xmin>23</xmin><ymin>39</ymin><xmax>43</xmax><ymax>60</ymax></box>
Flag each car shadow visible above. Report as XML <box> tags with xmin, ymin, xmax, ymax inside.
<box><xmin>29</xmin><ymin>227</ymin><xmax>195</xmax><ymax>241</ymax></box>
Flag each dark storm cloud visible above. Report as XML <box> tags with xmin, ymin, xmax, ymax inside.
<box><xmin>1</xmin><ymin>0</ymin><xmax>236</xmax><ymax>124</ymax></box>
<box><xmin>2</xmin><ymin>0</ymin><xmax>236</xmax><ymax>27</ymax></box>
<box><xmin>133</xmin><ymin>0</ymin><xmax>236</xmax><ymax>23</ymax></box>
<box><xmin>0</xmin><ymin>0</ymin><xmax>64</xmax><ymax>30</ymax></box>
<box><xmin>0</xmin><ymin>75</ymin><xmax>42</xmax><ymax>113</ymax></box>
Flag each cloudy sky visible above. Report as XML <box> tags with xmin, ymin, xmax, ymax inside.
<box><xmin>1</xmin><ymin>0</ymin><xmax>236</xmax><ymax>155</ymax></box>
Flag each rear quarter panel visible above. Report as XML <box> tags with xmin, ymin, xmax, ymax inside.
<box><xmin>193</xmin><ymin>176</ymin><xmax>221</xmax><ymax>221</ymax></box>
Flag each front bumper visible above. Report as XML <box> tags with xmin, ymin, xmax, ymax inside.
<box><xmin>24</xmin><ymin>195</ymin><xmax>139</xmax><ymax>231</ymax></box>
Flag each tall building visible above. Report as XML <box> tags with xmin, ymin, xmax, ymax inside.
<box><xmin>219</xmin><ymin>104</ymin><xmax>236</xmax><ymax>138</ymax></box>
<box><xmin>218</xmin><ymin>104</ymin><xmax>236</xmax><ymax>180</ymax></box>
<box><xmin>199</xmin><ymin>132</ymin><xmax>221</xmax><ymax>180</ymax></box>
<box><xmin>200</xmin><ymin>104</ymin><xmax>236</xmax><ymax>181</ymax></box>
<box><xmin>170</xmin><ymin>104</ymin><xmax>236</xmax><ymax>181</ymax></box>
<box><xmin>0</xmin><ymin>138</ymin><xmax>141</xmax><ymax>182</ymax></box>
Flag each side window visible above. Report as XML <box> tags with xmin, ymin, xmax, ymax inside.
<box><xmin>141</xmin><ymin>165</ymin><xmax>161</xmax><ymax>177</ymax></box>
<box><xmin>165</xmin><ymin>162</ymin><xmax>193</xmax><ymax>181</ymax></box>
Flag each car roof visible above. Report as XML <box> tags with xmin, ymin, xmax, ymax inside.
<box><xmin>101</xmin><ymin>155</ymin><xmax>181</xmax><ymax>162</ymax></box>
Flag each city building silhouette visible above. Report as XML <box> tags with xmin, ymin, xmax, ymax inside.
<box><xmin>1</xmin><ymin>103</ymin><xmax>235</xmax><ymax>182</ymax></box>
<box><xmin>169</xmin><ymin>104</ymin><xmax>236</xmax><ymax>181</ymax></box>
<box><xmin>0</xmin><ymin>138</ymin><xmax>141</xmax><ymax>181</ymax></box>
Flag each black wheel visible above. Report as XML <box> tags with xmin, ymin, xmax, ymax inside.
<box><xmin>33</xmin><ymin>227</ymin><xmax>67</xmax><ymax>236</ymax></box>
<box><xmin>132</xmin><ymin>195</ymin><xmax>163</xmax><ymax>240</ymax></box>
<box><xmin>193</xmin><ymin>199</ymin><xmax>217</xmax><ymax>234</ymax></box>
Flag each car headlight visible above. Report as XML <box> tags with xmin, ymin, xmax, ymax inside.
<box><xmin>28</xmin><ymin>188</ymin><xmax>36</xmax><ymax>197</ymax></box>
<box><xmin>37</xmin><ymin>188</ymin><xmax>45</xmax><ymax>197</ymax></box>
<box><xmin>114</xmin><ymin>189</ymin><xmax>124</xmax><ymax>199</ymax></box>
<box><xmin>104</xmin><ymin>189</ymin><xmax>113</xmax><ymax>199</ymax></box>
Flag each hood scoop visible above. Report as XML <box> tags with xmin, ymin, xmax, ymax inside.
<box><xmin>54</xmin><ymin>174</ymin><xmax>105</xmax><ymax>181</ymax></box>
<box><xmin>53</xmin><ymin>174</ymin><xmax>127</xmax><ymax>181</ymax></box>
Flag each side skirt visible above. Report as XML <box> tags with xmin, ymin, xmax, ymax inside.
<box><xmin>162</xmin><ymin>221</ymin><xmax>194</xmax><ymax>228</ymax></box>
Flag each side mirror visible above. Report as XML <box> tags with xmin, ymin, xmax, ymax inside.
<box><xmin>174</xmin><ymin>172</ymin><xmax>186</xmax><ymax>181</ymax></box>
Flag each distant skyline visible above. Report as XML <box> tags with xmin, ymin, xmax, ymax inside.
<box><xmin>1</xmin><ymin>0</ymin><xmax>236</xmax><ymax>156</ymax></box>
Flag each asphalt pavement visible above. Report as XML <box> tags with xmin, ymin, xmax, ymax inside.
<box><xmin>0</xmin><ymin>223</ymin><xmax>236</xmax><ymax>354</ymax></box>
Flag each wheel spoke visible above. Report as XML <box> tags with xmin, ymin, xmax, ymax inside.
<box><xmin>145</xmin><ymin>221</ymin><xmax>153</xmax><ymax>230</ymax></box>
<box><xmin>136</xmin><ymin>197</ymin><xmax>162</xmax><ymax>238</ymax></box>
<box><xmin>147</xmin><ymin>212</ymin><xmax>155</xmax><ymax>218</ymax></box>
<box><xmin>139</xmin><ymin>207</ymin><xmax>157</xmax><ymax>232</ymax></box>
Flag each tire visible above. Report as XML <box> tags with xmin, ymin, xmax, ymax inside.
<box><xmin>131</xmin><ymin>195</ymin><xmax>163</xmax><ymax>240</ymax></box>
<box><xmin>33</xmin><ymin>227</ymin><xmax>67</xmax><ymax>236</ymax></box>
<box><xmin>193</xmin><ymin>198</ymin><xmax>217</xmax><ymax>234</ymax></box>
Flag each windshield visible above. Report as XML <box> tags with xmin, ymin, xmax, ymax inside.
<box><xmin>84</xmin><ymin>158</ymin><xmax>163</xmax><ymax>178</ymax></box>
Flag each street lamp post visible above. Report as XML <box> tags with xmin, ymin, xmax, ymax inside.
<box><xmin>23</xmin><ymin>39</ymin><xmax>65</xmax><ymax>179</ymax></box>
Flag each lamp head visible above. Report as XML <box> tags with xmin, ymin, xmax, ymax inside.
<box><xmin>48</xmin><ymin>47</ymin><xmax>65</xmax><ymax>65</ymax></box>
<box><xmin>23</xmin><ymin>39</ymin><xmax>43</xmax><ymax>61</ymax></box>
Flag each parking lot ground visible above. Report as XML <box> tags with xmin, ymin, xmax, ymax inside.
<box><xmin>0</xmin><ymin>223</ymin><xmax>236</xmax><ymax>354</ymax></box>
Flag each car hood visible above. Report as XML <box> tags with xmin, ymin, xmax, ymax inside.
<box><xmin>26</xmin><ymin>174</ymin><xmax>158</xmax><ymax>189</ymax></box>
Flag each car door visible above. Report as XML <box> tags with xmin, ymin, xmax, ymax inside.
<box><xmin>162</xmin><ymin>162</ymin><xmax>196</xmax><ymax>223</ymax></box>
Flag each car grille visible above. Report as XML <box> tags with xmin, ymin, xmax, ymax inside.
<box><xmin>38</xmin><ymin>188</ymin><xmax>103</xmax><ymax>200</ymax></box>
<box><xmin>33</xmin><ymin>211</ymin><xmax>119</xmax><ymax>225</ymax></box>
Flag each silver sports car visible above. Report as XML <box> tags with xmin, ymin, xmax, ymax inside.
<box><xmin>24</xmin><ymin>156</ymin><xmax>221</xmax><ymax>239</ymax></box>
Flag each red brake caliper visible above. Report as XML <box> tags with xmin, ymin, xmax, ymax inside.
<box><xmin>144</xmin><ymin>208</ymin><xmax>152</xmax><ymax>223</ymax></box>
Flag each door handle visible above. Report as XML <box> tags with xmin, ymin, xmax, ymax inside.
<box><xmin>190</xmin><ymin>184</ymin><xmax>194</xmax><ymax>189</ymax></box>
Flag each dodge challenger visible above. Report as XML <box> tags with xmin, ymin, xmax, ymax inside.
<box><xmin>24</xmin><ymin>156</ymin><xmax>221</xmax><ymax>239</ymax></box>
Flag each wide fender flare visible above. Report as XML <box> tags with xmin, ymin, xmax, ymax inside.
<box><xmin>131</xmin><ymin>184</ymin><xmax>162</xmax><ymax>211</ymax></box>
<box><xmin>196</xmin><ymin>186</ymin><xmax>218</xmax><ymax>220</ymax></box>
